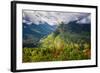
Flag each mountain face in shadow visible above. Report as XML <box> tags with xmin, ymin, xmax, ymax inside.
<box><xmin>23</xmin><ymin>22</ymin><xmax>57</xmax><ymax>47</ymax></box>
<box><xmin>64</xmin><ymin>20</ymin><xmax>90</xmax><ymax>33</ymax></box>
<box><xmin>53</xmin><ymin>20</ymin><xmax>90</xmax><ymax>38</ymax></box>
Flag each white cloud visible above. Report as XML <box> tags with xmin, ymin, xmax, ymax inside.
<box><xmin>23</xmin><ymin>10</ymin><xmax>90</xmax><ymax>25</ymax></box>
<box><xmin>77</xmin><ymin>15</ymin><xmax>91</xmax><ymax>24</ymax></box>
<box><xmin>23</xmin><ymin>19</ymin><xmax>32</xmax><ymax>25</ymax></box>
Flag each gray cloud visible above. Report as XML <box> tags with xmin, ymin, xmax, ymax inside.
<box><xmin>23</xmin><ymin>10</ymin><xmax>90</xmax><ymax>25</ymax></box>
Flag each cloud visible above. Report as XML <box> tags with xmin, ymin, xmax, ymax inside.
<box><xmin>77</xmin><ymin>15</ymin><xmax>91</xmax><ymax>24</ymax></box>
<box><xmin>23</xmin><ymin>10</ymin><xmax>90</xmax><ymax>25</ymax></box>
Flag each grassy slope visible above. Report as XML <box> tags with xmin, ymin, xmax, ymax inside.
<box><xmin>23</xmin><ymin>32</ymin><xmax>91</xmax><ymax>63</ymax></box>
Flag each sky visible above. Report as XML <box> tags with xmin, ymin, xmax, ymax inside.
<box><xmin>22</xmin><ymin>10</ymin><xmax>91</xmax><ymax>26</ymax></box>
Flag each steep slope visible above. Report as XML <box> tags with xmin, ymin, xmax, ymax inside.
<box><xmin>23</xmin><ymin>22</ymin><xmax>57</xmax><ymax>47</ymax></box>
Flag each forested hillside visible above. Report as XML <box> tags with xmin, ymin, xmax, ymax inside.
<box><xmin>23</xmin><ymin>20</ymin><xmax>91</xmax><ymax>62</ymax></box>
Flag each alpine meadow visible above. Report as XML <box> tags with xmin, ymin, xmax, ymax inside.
<box><xmin>22</xmin><ymin>10</ymin><xmax>91</xmax><ymax>63</ymax></box>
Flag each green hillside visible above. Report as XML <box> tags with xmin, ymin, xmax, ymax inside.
<box><xmin>23</xmin><ymin>22</ymin><xmax>91</xmax><ymax>62</ymax></box>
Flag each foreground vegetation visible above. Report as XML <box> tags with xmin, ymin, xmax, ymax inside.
<box><xmin>23</xmin><ymin>32</ymin><xmax>91</xmax><ymax>62</ymax></box>
<box><xmin>23</xmin><ymin>22</ymin><xmax>91</xmax><ymax>62</ymax></box>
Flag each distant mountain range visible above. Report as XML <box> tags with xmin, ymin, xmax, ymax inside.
<box><xmin>23</xmin><ymin>16</ymin><xmax>90</xmax><ymax>48</ymax></box>
<box><xmin>23</xmin><ymin>22</ymin><xmax>57</xmax><ymax>47</ymax></box>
